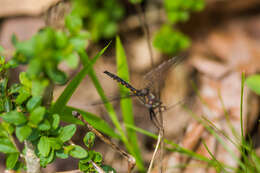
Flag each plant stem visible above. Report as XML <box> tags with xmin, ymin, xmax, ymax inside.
<box><xmin>24</xmin><ymin>140</ymin><xmax>41</xmax><ymax>173</ymax></box>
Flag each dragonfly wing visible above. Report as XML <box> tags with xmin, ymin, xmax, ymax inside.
<box><xmin>143</xmin><ymin>54</ymin><xmax>187</xmax><ymax>97</ymax></box>
<box><xmin>91</xmin><ymin>92</ymin><xmax>137</xmax><ymax>106</ymax></box>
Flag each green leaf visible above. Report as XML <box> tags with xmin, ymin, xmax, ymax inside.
<box><xmin>38</xmin><ymin>136</ymin><xmax>50</xmax><ymax>157</ymax></box>
<box><xmin>39</xmin><ymin>149</ymin><xmax>55</xmax><ymax>167</ymax></box>
<box><xmin>15</xmin><ymin>125</ymin><xmax>32</xmax><ymax>142</ymax></box>
<box><xmin>29</xmin><ymin>106</ymin><xmax>45</xmax><ymax>126</ymax></box>
<box><xmin>93</xmin><ymin>152</ymin><xmax>102</xmax><ymax>162</ymax></box>
<box><xmin>31</xmin><ymin>80</ymin><xmax>49</xmax><ymax>96</ymax></box>
<box><xmin>15</xmin><ymin>86</ymin><xmax>31</xmax><ymax>105</ymax></box>
<box><xmin>1</xmin><ymin>110</ymin><xmax>27</xmax><ymax>125</ymax></box>
<box><xmin>6</xmin><ymin>153</ymin><xmax>19</xmax><ymax>169</ymax></box>
<box><xmin>26</xmin><ymin>96</ymin><xmax>42</xmax><ymax>111</ymax></box>
<box><xmin>246</xmin><ymin>74</ymin><xmax>260</xmax><ymax>95</ymax></box>
<box><xmin>48</xmin><ymin>137</ymin><xmax>62</xmax><ymax>150</ymax></box>
<box><xmin>56</xmin><ymin>149</ymin><xmax>68</xmax><ymax>159</ymax></box>
<box><xmin>69</xmin><ymin>145</ymin><xmax>87</xmax><ymax>159</ymax></box>
<box><xmin>51</xmin><ymin>43</ymin><xmax>110</xmax><ymax>114</ymax></box>
<box><xmin>193</xmin><ymin>0</ymin><xmax>205</xmax><ymax>11</ymax></box>
<box><xmin>0</xmin><ymin>138</ymin><xmax>17</xmax><ymax>153</ymax></box>
<box><xmin>38</xmin><ymin>119</ymin><xmax>51</xmax><ymax>131</ymax></box>
<box><xmin>116</xmin><ymin>36</ymin><xmax>144</xmax><ymax>170</ymax></box>
<box><xmin>45</xmin><ymin>62</ymin><xmax>67</xmax><ymax>85</ymax></box>
<box><xmin>69</xmin><ymin>37</ymin><xmax>88</xmax><ymax>52</ymax></box>
<box><xmin>0</xmin><ymin>124</ymin><xmax>9</xmax><ymax>137</ymax></box>
<box><xmin>1</xmin><ymin>122</ymin><xmax>14</xmax><ymax>134</ymax></box>
<box><xmin>79</xmin><ymin>161</ymin><xmax>90</xmax><ymax>172</ymax></box>
<box><xmin>55</xmin><ymin>31</ymin><xmax>68</xmax><ymax>48</ymax></box>
<box><xmin>52</xmin><ymin>114</ymin><xmax>60</xmax><ymax>130</ymax></box>
<box><xmin>58</xmin><ymin>124</ymin><xmax>76</xmax><ymax>142</ymax></box>
<box><xmin>64</xmin><ymin>145</ymin><xmax>74</xmax><ymax>154</ymax></box>
<box><xmin>34</xmin><ymin>27</ymin><xmax>55</xmax><ymax>52</ymax></box>
<box><xmin>27</xmin><ymin>59</ymin><xmax>43</xmax><ymax>78</ymax></box>
<box><xmin>153</xmin><ymin>24</ymin><xmax>190</xmax><ymax>55</ymax></box>
<box><xmin>19</xmin><ymin>72</ymin><xmax>32</xmax><ymax>88</ymax></box>
<box><xmin>65</xmin><ymin>14</ymin><xmax>83</xmax><ymax>34</ymax></box>
<box><xmin>27</xmin><ymin>129</ymin><xmax>40</xmax><ymax>141</ymax></box>
<box><xmin>83</xmin><ymin>132</ymin><xmax>95</xmax><ymax>149</ymax></box>
<box><xmin>101</xmin><ymin>165</ymin><xmax>117</xmax><ymax>173</ymax></box>
<box><xmin>64</xmin><ymin>53</ymin><xmax>79</xmax><ymax>68</ymax></box>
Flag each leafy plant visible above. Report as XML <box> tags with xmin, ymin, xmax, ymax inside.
<box><xmin>153</xmin><ymin>0</ymin><xmax>205</xmax><ymax>55</ymax></box>
<box><xmin>70</xmin><ymin>0</ymin><xmax>124</xmax><ymax>41</ymax></box>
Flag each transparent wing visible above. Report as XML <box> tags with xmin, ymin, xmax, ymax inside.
<box><xmin>143</xmin><ymin>54</ymin><xmax>187</xmax><ymax>97</ymax></box>
<box><xmin>90</xmin><ymin>92</ymin><xmax>138</xmax><ymax>106</ymax></box>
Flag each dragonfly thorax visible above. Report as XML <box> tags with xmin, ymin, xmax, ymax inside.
<box><xmin>139</xmin><ymin>88</ymin><xmax>149</xmax><ymax>96</ymax></box>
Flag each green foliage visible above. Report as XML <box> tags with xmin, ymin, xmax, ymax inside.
<box><xmin>153</xmin><ymin>0</ymin><xmax>205</xmax><ymax>55</ymax></box>
<box><xmin>83</xmin><ymin>132</ymin><xmax>95</xmax><ymax>149</ymax></box>
<box><xmin>15</xmin><ymin>125</ymin><xmax>32</xmax><ymax>142</ymax></box>
<box><xmin>70</xmin><ymin>0</ymin><xmax>124</xmax><ymax>41</ymax></box>
<box><xmin>153</xmin><ymin>25</ymin><xmax>190</xmax><ymax>54</ymax></box>
<box><xmin>58</xmin><ymin>124</ymin><xmax>77</xmax><ymax>142</ymax></box>
<box><xmin>164</xmin><ymin>0</ymin><xmax>204</xmax><ymax>24</ymax></box>
<box><xmin>69</xmin><ymin>145</ymin><xmax>88</xmax><ymax>159</ymax></box>
<box><xmin>246</xmin><ymin>74</ymin><xmax>260</xmax><ymax>95</ymax></box>
<box><xmin>6</xmin><ymin>153</ymin><xmax>19</xmax><ymax>169</ymax></box>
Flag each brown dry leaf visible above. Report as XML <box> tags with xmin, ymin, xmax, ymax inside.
<box><xmin>207</xmin><ymin>21</ymin><xmax>260</xmax><ymax>74</ymax></box>
<box><xmin>0</xmin><ymin>0</ymin><xmax>61</xmax><ymax>17</ymax></box>
<box><xmin>190</xmin><ymin>55</ymin><xmax>230</xmax><ymax>79</ymax></box>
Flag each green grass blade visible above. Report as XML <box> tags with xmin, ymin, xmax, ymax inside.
<box><xmin>50</xmin><ymin>45</ymin><xmax>109</xmax><ymax>114</ymax></box>
<box><xmin>202</xmin><ymin>140</ymin><xmax>229</xmax><ymax>173</ymax></box>
<box><xmin>125</xmin><ymin>124</ymin><xmax>214</xmax><ymax>165</ymax></box>
<box><xmin>79</xmin><ymin>43</ymin><xmax>134</xmax><ymax>158</ymax></box>
<box><xmin>240</xmin><ymin>72</ymin><xmax>245</xmax><ymax>139</ymax></box>
<box><xmin>116</xmin><ymin>36</ymin><xmax>144</xmax><ymax>171</ymax></box>
<box><xmin>62</xmin><ymin>106</ymin><xmax>121</xmax><ymax>139</ymax></box>
<box><xmin>240</xmin><ymin>72</ymin><xmax>247</xmax><ymax>172</ymax></box>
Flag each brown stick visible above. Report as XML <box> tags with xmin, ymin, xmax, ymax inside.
<box><xmin>72</xmin><ymin>111</ymin><xmax>136</xmax><ymax>173</ymax></box>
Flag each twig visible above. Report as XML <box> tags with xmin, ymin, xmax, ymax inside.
<box><xmin>72</xmin><ymin>111</ymin><xmax>136</xmax><ymax>173</ymax></box>
<box><xmin>158</xmin><ymin>110</ymin><xmax>164</xmax><ymax>173</ymax></box>
<box><xmin>91</xmin><ymin>161</ymin><xmax>106</xmax><ymax>173</ymax></box>
<box><xmin>147</xmin><ymin>132</ymin><xmax>162</xmax><ymax>173</ymax></box>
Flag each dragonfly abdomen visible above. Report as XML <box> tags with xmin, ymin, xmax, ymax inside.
<box><xmin>104</xmin><ymin>71</ymin><xmax>138</xmax><ymax>94</ymax></box>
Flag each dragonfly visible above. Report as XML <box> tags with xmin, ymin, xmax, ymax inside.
<box><xmin>103</xmin><ymin>55</ymin><xmax>186</xmax><ymax>129</ymax></box>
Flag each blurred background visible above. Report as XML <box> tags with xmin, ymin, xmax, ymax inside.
<box><xmin>1</xmin><ymin>0</ymin><xmax>260</xmax><ymax>172</ymax></box>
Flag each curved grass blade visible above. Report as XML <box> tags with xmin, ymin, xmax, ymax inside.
<box><xmin>50</xmin><ymin>43</ymin><xmax>110</xmax><ymax>114</ymax></box>
<box><xmin>116</xmin><ymin>36</ymin><xmax>144</xmax><ymax>171</ymax></box>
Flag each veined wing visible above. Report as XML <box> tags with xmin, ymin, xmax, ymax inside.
<box><xmin>143</xmin><ymin>54</ymin><xmax>187</xmax><ymax>96</ymax></box>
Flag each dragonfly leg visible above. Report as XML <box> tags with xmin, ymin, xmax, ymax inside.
<box><xmin>149</xmin><ymin>108</ymin><xmax>161</xmax><ymax>130</ymax></box>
